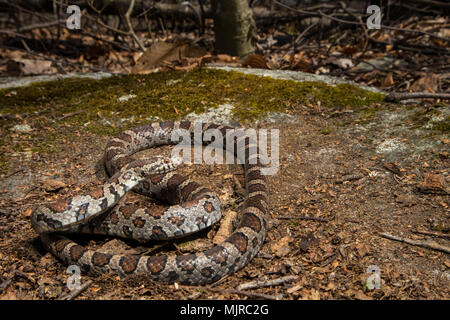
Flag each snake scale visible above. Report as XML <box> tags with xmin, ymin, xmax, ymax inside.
<box><xmin>31</xmin><ymin>121</ymin><xmax>269</xmax><ymax>285</ymax></box>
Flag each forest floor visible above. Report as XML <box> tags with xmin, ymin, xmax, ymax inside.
<box><xmin>0</xmin><ymin>68</ymin><xmax>449</xmax><ymax>300</ymax></box>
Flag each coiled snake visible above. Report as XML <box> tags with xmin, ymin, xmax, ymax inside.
<box><xmin>31</xmin><ymin>121</ymin><xmax>269</xmax><ymax>285</ymax></box>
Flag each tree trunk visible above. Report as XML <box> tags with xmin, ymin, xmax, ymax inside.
<box><xmin>211</xmin><ymin>0</ymin><xmax>257</xmax><ymax>58</ymax></box>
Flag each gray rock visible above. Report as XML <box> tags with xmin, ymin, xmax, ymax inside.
<box><xmin>185</xmin><ymin>103</ymin><xmax>239</xmax><ymax>126</ymax></box>
<box><xmin>208</xmin><ymin>66</ymin><xmax>383</xmax><ymax>93</ymax></box>
<box><xmin>0</xmin><ymin>72</ymin><xmax>113</xmax><ymax>90</ymax></box>
<box><xmin>10</xmin><ymin>124</ymin><xmax>32</xmax><ymax>133</ymax></box>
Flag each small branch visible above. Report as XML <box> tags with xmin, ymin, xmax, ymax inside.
<box><xmin>384</xmin><ymin>92</ymin><xmax>450</xmax><ymax>102</ymax></box>
<box><xmin>0</xmin><ymin>29</ymin><xmax>31</xmax><ymax>40</ymax></box>
<box><xmin>413</xmin><ymin>0</ymin><xmax>450</xmax><ymax>8</ymax></box>
<box><xmin>294</xmin><ymin>21</ymin><xmax>319</xmax><ymax>46</ymax></box>
<box><xmin>56</xmin><ymin>111</ymin><xmax>84</xmax><ymax>122</ymax></box>
<box><xmin>12</xmin><ymin>18</ymin><xmax>66</xmax><ymax>33</ymax></box>
<box><xmin>81</xmin><ymin>30</ymin><xmax>133</xmax><ymax>51</ymax></box>
<box><xmin>339</xmin><ymin>1</ymin><xmax>368</xmax><ymax>52</ymax></box>
<box><xmin>236</xmin><ymin>275</ymin><xmax>297</xmax><ymax>290</ymax></box>
<box><xmin>334</xmin><ymin>174</ymin><xmax>365</xmax><ymax>184</ymax></box>
<box><xmin>379</xmin><ymin>232</ymin><xmax>450</xmax><ymax>254</ymax></box>
<box><xmin>58</xmin><ymin>280</ymin><xmax>93</xmax><ymax>300</ymax></box>
<box><xmin>3</xmin><ymin>169</ymin><xmax>24</xmax><ymax>179</ymax></box>
<box><xmin>124</xmin><ymin>0</ymin><xmax>145</xmax><ymax>52</ymax></box>
<box><xmin>412</xmin><ymin>230</ymin><xmax>450</xmax><ymax>240</ymax></box>
<box><xmin>83</xmin><ymin>13</ymin><xmax>130</xmax><ymax>36</ymax></box>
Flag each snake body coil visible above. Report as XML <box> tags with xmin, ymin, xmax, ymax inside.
<box><xmin>31</xmin><ymin>121</ymin><xmax>269</xmax><ymax>285</ymax></box>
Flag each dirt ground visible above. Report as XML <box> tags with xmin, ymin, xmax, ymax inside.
<box><xmin>0</xmin><ymin>90</ymin><xmax>449</xmax><ymax>300</ymax></box>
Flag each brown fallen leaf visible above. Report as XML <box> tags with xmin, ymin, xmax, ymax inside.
<box><xmin>395</xmin><ymin>194</ymin><xmax>416</xmax><ymax>207</ymax></box>
<box><xmin>382</xmin><ymin>72</ymin><xmax>395</xmax><ymax>87</ymax></box>
<box><xmin>410</xmin><ymin>73</ymin><xmax>439</xmax><ymax>93</ymax></box>
<box><xmin>417</xmin><ymin>173</ymin><xmax>450</xmax><ymax>195</ymax></box>
<box><xmin>287</xmin><ymin>284</ymin><xmax>303</xmax><ymax>294</ymax></box>
<box><xmin>355</xmin><ymin>243</ymin><xmax>370</xmax><ymax>258</ymax></box>
<box><xmin>241</xmin><ymin>54</ymin><xmax>269</xmax><ymax>69</ymax></box>
<box><xmin>271</xmin><ymin>235</ymin><xmax>294</xmax><ymax>257</ymax></box>
<box><xmin>132</xmin><ymin>40</ymin><xmax>207</xmax><ymax>74</ymax></box>
<box><xmin>0</xmin><ymin>287</ymin><xmax>18</xmax><ymax>300</ymax></box>
<box><xmin>11</xmin><ymin>58</ymin><xmax>54</xmax><ymax>75</ymax></box>
<box><xmin>39</xmin><ymin>253</ymin><xmax>57</xmax><ymax>268</ymax></box>
<box><xmin>22</xmin><ymin>208</ymin><xmax>32</xmax><ymax>217</ymax></box>
<box><xmin>299</xmin><ymin>232</ymin><xmax>318</xmax><ymax>252</ymax></box>
<box><xmin>354</xmin><ymin>291</ymin><xmax>373</xmax><ymax>300</ymax></box>
<box><xmin>383</xmin><ymin>162</ymin><xmax>403</xmax><ymax>176</ymax></box>
<box><xmin>216</xmin><ymin>54</ymin><xmax>235</xmax><ymax>63</ymax></box>
<box><xmin>40</xmin><ymin>179</ymin><xmax>67</xmax><ymax>192</ymax></box>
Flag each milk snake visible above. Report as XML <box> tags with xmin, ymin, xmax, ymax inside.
<box><xmin>31</xmin><ymin>121</ymin><xmax>269</xmax><ymax>285</ymax></box>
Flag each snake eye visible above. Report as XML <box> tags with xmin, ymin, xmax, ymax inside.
<box><xmin>138</xmin><ymin>169</ymin><xmax>146</xmax><ymax>177</ymax></box>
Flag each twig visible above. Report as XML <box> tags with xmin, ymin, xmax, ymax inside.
<box><xmin>379</xmin><ymin>232</ymin><xmax>450</xmax><ymax>254</ymax></box>
<box><xmin>413</xmin><ymin>0</ymin><xmax>450</xmax><ymax>8</ymax></box>
<box><xmin>338</xmin><ymin>246</ymin><xmax>347</xmax><ymax>259</ymax></box>
<box><xmin>294</xmin><ymin>21</ymin><xmax>319</xmax><ymax>46</ymax></box>
<box><xmin>16</xmin><ymin>19</ymin><xmax>66</xmax><ymax>32</ymax></box>
<box><xmin>81</xmin><ymin>30</ymin><xmax>133</xmax><ymax>51</ymax></box>
<box><xmin>0</xmin><ymin>29</ymin><xmax>31</xmax><ymax>40</ymax></box>
<box><xmin>58</xmin><ymin>280</ymin><xmax>93</xmax><ymax>300</ymax></box>
<box><xmin>56</xmin><ymin>110</ymin><xmax>84</xmax><ymax>122</ymax></box>
<box><xmin>412</xmin><ymin>230</ymin><xmax>450</xmax><ymax>240</ymax></box>
<box><xmin>384</xmin><ymin>92</ymin><xmax>450</xmax><ymax>102</ymax></box>
<box><xmin>0</xmin><ymin>113</ymin><xmax>28</xmax><ymax>120</ymax></box>
<box><xmin>3</xmin><ymin>168</ymin><xmax>24</xmax><ymax>179</ymax></box>
<box><xmin>83</xmin><ymin>13</ymin><xmax>130</xmax><ymax>36</ymax></box>
<box><xmin>14</xmin><ymin>270</ymin><xmax>35</xmax><ymax>284</ymax></box>
<box><xmin>186</xmin><ymin>291</ymin><xmax>202</xmax><ymax>300</ymax></box>
<box><xmin>339</xmin><ymin>1</ymin><xmax>368</xmax><ymax>52</ymax></box>
<box><xmin>334</xmin><ymin>174</ymin><xmax>365</xmax><ymax>184</ymax></box>
<box><xmin>125</xmin><ymin>0</ymin><xmax>145</xmax><ymax>52</ymax></box>
<box><xmin>319</xmin><ymin>253</ymin><xmax>337</xmax><ymax>267</ymax></box>
<box><xmin>236</xmin><ymin>275</ymin><xmax>297</xmax><ymax>290</ymax></box>
<box><xmin>207</xmin><ymin>274</ymin><xmax>230</xmax><ymax>288</ymax></box>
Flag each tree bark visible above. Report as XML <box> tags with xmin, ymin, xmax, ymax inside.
<box><xmin>211</xmin><ymin>0</ymin><xmax>257</xmax><ymax>58</ymax></box>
